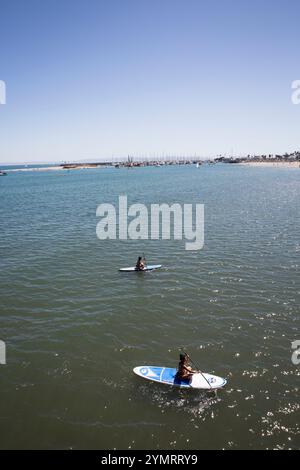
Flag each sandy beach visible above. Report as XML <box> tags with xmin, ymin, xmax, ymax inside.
<box><xmin>6</xmin><ymin>166</ymin><xmax>63</xmax><ymax>172</ymax></box>
<box><xmin>238</xmin><ymin>161</ymin><xmax>300</xmax><ymax>168</ymax></box>
<box><xmin>5</xmin><ymin>165</ymin><xmax>110</xmax><ymax>173</ymax></box>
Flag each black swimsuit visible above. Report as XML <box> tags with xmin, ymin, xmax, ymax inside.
<box><xmin>176</xmin><ymin>362</ymin><xmax>191</xmax><ymax>381</ymax></box>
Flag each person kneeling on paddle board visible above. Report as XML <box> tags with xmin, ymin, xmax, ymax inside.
<box><xmin>135</xmin><ymin>256</ymin><xmax>145</xmax><ymax>271</ymax></box>
<box><xmin>175</xmin><ymin>353</ymin><xmax>197</xmax><ymax>382</ymax></box>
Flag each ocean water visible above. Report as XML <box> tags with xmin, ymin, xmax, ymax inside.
<box><xmin>0</xmin><ymin>164</ymin><xmax>299</xmax><ymax>450</ymax></box>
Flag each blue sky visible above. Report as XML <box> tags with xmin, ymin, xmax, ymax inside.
<box><xmin>0</xmin><ymin>0</ymin><xmax>300</xmax><ymax>163</ymax></box>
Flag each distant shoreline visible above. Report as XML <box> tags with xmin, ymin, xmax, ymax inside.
<box><xmin>4</xmin><ymin>160</ymin><xmax>201</xmax><ymax>172</ymax></box>
<box><xmin>3</xmin><ymin>160</ymin><xmax>300</xmax><ymax>173</ymax></box>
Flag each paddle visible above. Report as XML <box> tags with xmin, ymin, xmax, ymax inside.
<box><xmin>182</xmin><ymin>350</ymin><xmax>213</xmax><ymax>391</ymax></box>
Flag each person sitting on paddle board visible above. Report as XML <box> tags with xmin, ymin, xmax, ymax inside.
<box><xmin>135</xmin><ymin>256</ymin><xmax>145</xmax><ymax>271</ymax></box>
<box><xmin>175</xmin><ymin>353</ymin><xmax>197</xmax><ymax>381</ymax></box>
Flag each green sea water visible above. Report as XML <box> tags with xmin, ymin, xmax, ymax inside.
<box><xmin>0</xmin><ymin>164</ymin><xmax>299</xmax><ymax>449</ymax></box>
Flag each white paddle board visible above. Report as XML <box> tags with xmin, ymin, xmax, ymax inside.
<box><xmin>119</xmin><ymin>264</ymin><xmax>162</xmax><ymax>272</ymax></box>
<box><xmin>133</xmin><ymin>366</ymin><xmax>227</xmax><ymax>390</ymax></box>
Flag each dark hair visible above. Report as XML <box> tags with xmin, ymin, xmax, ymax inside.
<box><xmin>180</xmin><ymin>353</ymin><xmax>187</xmax><ymax>361</ymax></box>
